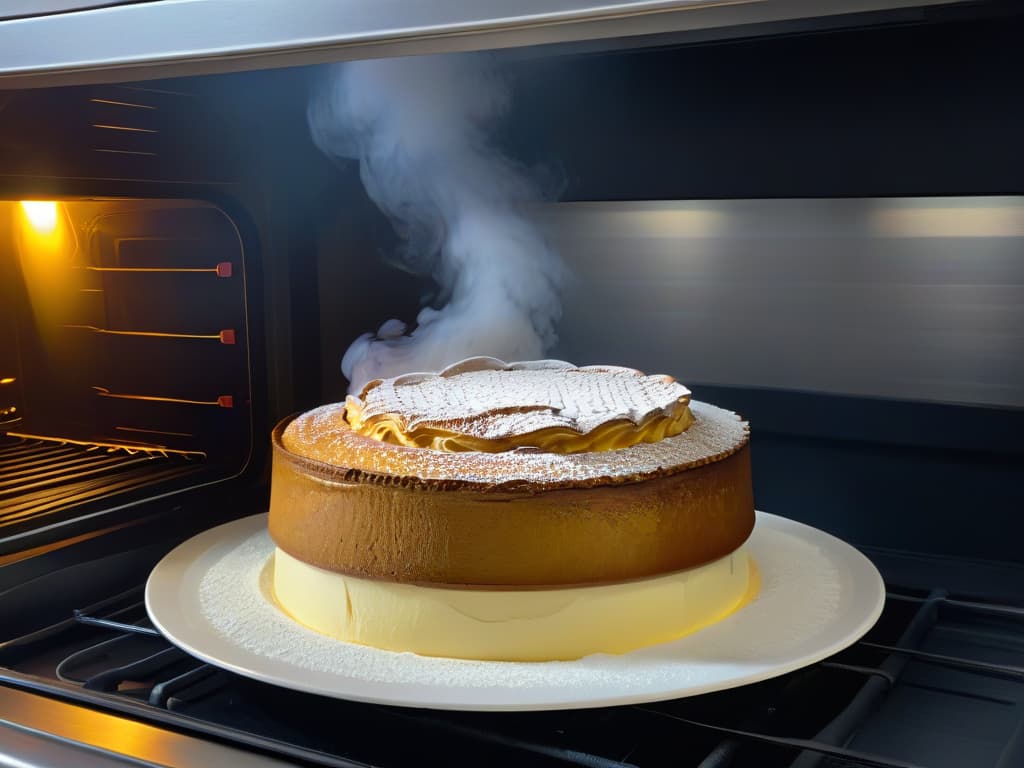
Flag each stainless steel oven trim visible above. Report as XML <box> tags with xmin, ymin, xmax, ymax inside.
<box><xmin>0</xmin><ymin>685</ymin><xmax>294</xmax><ymax>767</ymax></box>
<box><xmin>0</xmin><ymin>0</ymin><xmax>969</xmax><ymax>88</ymax></box>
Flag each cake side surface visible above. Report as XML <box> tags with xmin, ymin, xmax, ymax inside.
<box><xmin>268</xmin><ymin>425</ymin><xmax>754</xmax><ymax>586</ymax></box>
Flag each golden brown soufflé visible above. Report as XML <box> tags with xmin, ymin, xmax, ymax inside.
<box><xmin>267</xmin><ymin>357</ymin><xmax>756</xmax><ymax>660</ymax></box>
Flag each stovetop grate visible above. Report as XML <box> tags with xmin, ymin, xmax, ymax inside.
<box><xmin>1</xmin><ymin>579</ymin><xmax>1021</xmax><ymax>768</ymax></box>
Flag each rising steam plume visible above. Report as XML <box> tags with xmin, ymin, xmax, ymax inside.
<box><xmin>308</xmin><ymin>53</ymin><xmax>566</xmax><ymax>394</ymax></box>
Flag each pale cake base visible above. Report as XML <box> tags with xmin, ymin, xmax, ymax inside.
<box><xmin>272</xmin><ymin>546</ymin><xmax>756</xmax><ymax>662</ymax></box>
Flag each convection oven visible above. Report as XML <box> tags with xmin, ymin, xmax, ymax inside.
<box><xmin>0</xmin><ymin>2</ymin><xmax>1022</xmax><ymax>767</ymax></box>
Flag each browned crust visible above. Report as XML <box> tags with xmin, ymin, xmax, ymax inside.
<box><xmin>268</xmin><ymin>440</ymin><xmax>755</xmax><ymax>587</ymax></box>
<box><xmin>272</xmin><ymin>408</ymin><xmax>750</xmax><ymax>494</ymax></box>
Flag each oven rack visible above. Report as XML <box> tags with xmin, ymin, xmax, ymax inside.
<box><xmin>0</xmin><ymin>434</ymin><xmax>206</xmax><ymax>538</ymax></box>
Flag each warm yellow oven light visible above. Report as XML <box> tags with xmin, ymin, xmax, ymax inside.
<box><xmin>19</xmin><ymin>201</ymin><xmax>59</xmax><ymax>234</ymax></box>
<box><xmin>0</xmin><ymin>377</ymin><xmax>15</xmax><ymax>385</ymax></box>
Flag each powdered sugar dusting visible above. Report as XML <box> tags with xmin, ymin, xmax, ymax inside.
<box><xmin>284</xmin><ymin>399</ymin><xmax>747</xmax><ymax>490</ymax></box>
<box><xmin>353</xmin><ymin>357</ymin><xmax>690</xmax><ymax>441</ymax></box>
<box><xmin>192</xmin><ymin>514</ymin><xmax>856</xmax><ymax>699</ymax></box>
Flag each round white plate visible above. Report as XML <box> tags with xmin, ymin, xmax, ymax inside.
<box><xmin>146</xmin><ymin>511</ymin><xmax>883</xmax><ymax>711</ymax></box>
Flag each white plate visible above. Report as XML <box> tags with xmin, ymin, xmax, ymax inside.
<box><xmin>146</xmin><ymin>511</ymin><xmax>883</xmax><ymax>711</ymax></box>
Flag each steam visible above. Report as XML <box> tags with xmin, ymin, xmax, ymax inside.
<box><xmin>308</xmin><ymin>53</ymin><xmax>565</xmax><ymax>394</ymax></box>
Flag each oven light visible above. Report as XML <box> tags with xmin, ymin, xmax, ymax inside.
<box><xmin>0</xmin><ymin>378</ymin><xmax>15</xmax><ymax>385</ymax></box>
<box><xmin>19</xmin><ymin>201</ymin><xmax>59</xmax><ymax>234</ymax></box>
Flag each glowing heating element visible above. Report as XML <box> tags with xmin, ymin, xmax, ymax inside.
<box><xmin>273</xmin><ymin>546</ymin><xmax>757</xmax><ymax>662</ymax></box>
<box><xmin>19</xmin><ymin>201</ymin><xmax>58</xmax><ymax>234</ymax></box>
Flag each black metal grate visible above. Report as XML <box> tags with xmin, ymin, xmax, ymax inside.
<box><xmin>1</xmin><ymin>583</ymin><xmax>1021</xmax><ymax>768</ymax></box>
<box><xmin>0</xmin><ymin>434</ymin><xmax>205</xmax><ymax>532</ymax></box>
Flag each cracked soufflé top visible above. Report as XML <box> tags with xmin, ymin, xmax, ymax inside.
<box><xmin>278</xmin><ymin>358</ymin><xmax>749</xmax><ymax>492</ymax></box>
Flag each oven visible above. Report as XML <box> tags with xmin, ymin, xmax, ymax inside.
<box><xmin>1</xmin><ymin>1</ymin><xmax>1022</xmax><ymax>766</ymax></box>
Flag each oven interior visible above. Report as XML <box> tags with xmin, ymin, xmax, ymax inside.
<box><xmin>0</xmin><ymin>198</ymin><xmax>253</xmax><ymax>540</ymax></box>
<box><xmin>1</xmin><ymin>4</ymin><xmax>1023</xmax><ymax>767</ymax></box>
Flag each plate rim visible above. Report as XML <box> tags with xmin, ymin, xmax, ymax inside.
<box><xmin>146</xmin><ymin>511</ymin><xmax>884</xmax><ymax>711</ymax></box>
